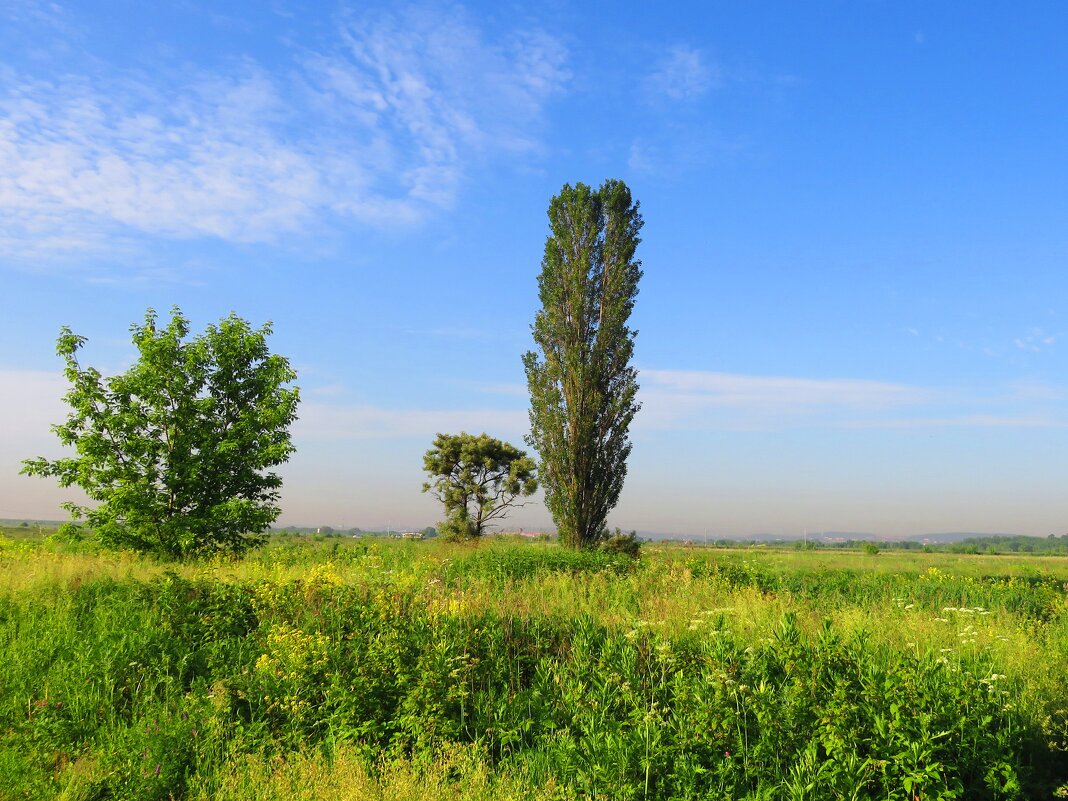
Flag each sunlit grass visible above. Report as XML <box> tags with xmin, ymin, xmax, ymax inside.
<box><xmin>190</xmin><ymin>745</ymin><xmax>564</xmax><ymax>801</ymax></box>
<box><xmin>2</xmin><ymin>532</ymin><xmax>1066</xmax><ymax>799</ymax></box>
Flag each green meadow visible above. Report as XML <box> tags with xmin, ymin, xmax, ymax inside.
<box><xmin>2</xmin><ymin>530</ymin><xmax>1066</xmax><ymax>800</ymax></box>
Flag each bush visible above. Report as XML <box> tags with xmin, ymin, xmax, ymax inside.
<box><xmin>599</xmin><ymin>528</ymin><xmax>642</xmax><ymax>558</ymax></box>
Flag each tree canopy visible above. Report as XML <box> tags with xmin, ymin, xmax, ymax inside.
<box><xmin>21</xmin><ymin>307</ymin><xmax>300</xmax><ymax>558</ymax></box>
<box><xmin>523</xmin><ymin>180</ymin><xmax>643</xmax><ymax>548</ymax></box>
<box><xmin>422</xmin><ymin>432</ymin><xmax>537</xmax><ymax>540</ymax></box>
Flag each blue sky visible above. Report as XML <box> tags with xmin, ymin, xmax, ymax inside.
<box><xmin>4</xmin><ymin>0</ymin><xmax>1068</xmax><ymax>537</ymax></box>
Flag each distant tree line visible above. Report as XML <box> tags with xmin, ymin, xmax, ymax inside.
<box><xmin>696</xmin><ymin>535</ymin><xmax>1068</xmax><ymax>555</ymax></box>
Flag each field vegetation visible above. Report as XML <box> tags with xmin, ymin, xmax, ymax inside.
<box><xmin>1</xmin><ymin>529</ymin><xmax>1066</xmax><ymax>800</ymax></box>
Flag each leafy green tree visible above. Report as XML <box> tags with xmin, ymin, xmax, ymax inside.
<box><xmin>523</xmin><ymin>180</ymin><xmax>643</xmax><ymax>548</ymax></box>
<box><xmin>21</xmin><ymin>307</ymin><xmax>299</xmax><ymax>559</ymax></box>
<box><xmin>422</xmin><ymin>432</ymin><xmax>537</xmax><ymax>541</ymax></box>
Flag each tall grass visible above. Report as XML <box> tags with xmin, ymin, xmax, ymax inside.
<box><xmin>1</xmin><ymin>534</ymin><xmax>1065</xmax><ymax>799</ymax></box>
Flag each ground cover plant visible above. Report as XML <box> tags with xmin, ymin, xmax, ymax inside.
<box><xmin>1</xmin><ymin>532</ymin><xmax>1066</xmax><ymax>800</ymax></box>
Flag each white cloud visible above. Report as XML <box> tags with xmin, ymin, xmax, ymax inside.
<box><xmin>634</xmin><ymin>369</ymin><xmax>1068</xmax><ymax>431</ymax></box>
<box><xmin>0</xmin><ymin>69</ymin><xmax>334</xmax><ymax>254</ymax></box>
<box><xmin>319</xmin><ymin>6</ymin><xmax>568</xmax><ymax>168</ymax></box>
<box><xmin>0</xmin><ymin>5</ymin><xmax>569</xmax><ymax>264</ymax></box>
<box><xmin>644</xmin><ymin>45</ymin><xmax>718</xmax><ymax>102</ymax></box>
<box><xmin>637</xmin><ymin>370</ymin><xmax>939</xmax><ymax>431</ymax></box>
<box><xmin>1008</xmin><ymin>379</ymin><xmax>1067</xmax><ymax>402</ymax></box>
<box><xmin>1013</xmin><ymin>327</ymin><xmax>1057</xmax><ymax>352</ymax></box>
<box><xmin>626</xmin><ymin>129</ymin><xmax>745</xmax><ymax>175</ymax></box>
<box><xmin>840</xmin><ymin>415</ymin><xmax>1066</xmax><ymax>430</ymax></box>
<box><xmin>627</xmin><ymin>139</ymin><xmax>657</xmax><ymax>173</ymax></box>
<box><xmin>0</xmin><ymin>0</ymin><xmax>74</xmax><ymax>35</ymax></box>
<box><xmin>642</xmin><ymin>369</ymin><xmax>933</xmax><ymax>408</ymax></box>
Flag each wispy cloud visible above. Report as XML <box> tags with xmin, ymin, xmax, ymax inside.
<box><xmin>643</xmin><ymin>45</ymin><xmax>718</xmax><ymax>102</ymax></box>
<box><xmin>406</xmin><ymin>369</ymin><xmax>1068</xmax><ymax>433</ymax></box>
<box><xmin>1013</xmin><ymin>327</ymin><xmax>1057</xmax><ymax>353</ymax></box>
<box><xmin>626</xmin><ymin>129</ymin><xmax>745</xmax><ymax>175</ymax></box>
<box><xmin>14</xmin><ymin>366</ymin><xmax>1068</xmax><ymax>462</ymax></box>
<box><xmin>1007</xmin><ymin>379</ymin><xmax>1067</xmax><ymax>402</ymax></box>
<box><xmin>841</xmin><ymin>414</ymin><xmax>1067</xmax><ymax>430</ymax></box>
<box><xmin>310</xmin><ymin>4</ymin><xmax>568</xmax><ymax>209</ymax></box>
<box><xmin>641</xmin><ymin>370</ymin><xmax>934</xmax><ymax>410</ymax></box>
<box><xmin>0</xmin><ymin>0</ymin><xmax>76</xmax><ymax>36</ymax></box>
<box><xmin>292</xmin><ymin>370</ymin><xmax>1068</xmax><ymax>438</ymax></box>
<box><xmin>0</xmin><ymin>68</ymin><xmax>350</xmax><ymax>258</ymax></box>
<box><xmin>629</xmin><ymin>44</ymin><xmax>745</xmax><ymax>175</ymax></box>
<box><xmin>635</xmin><ymin>369</ymin><xmax>1050</xmax><ymax>431</ymax></box>
<box><xmin>0</xmin><ymin>4</ymin><xmax>569</xmax><ymax>266</ymax></box>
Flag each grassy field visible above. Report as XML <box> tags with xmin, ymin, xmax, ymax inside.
<box><xmin>1</xmin><ymin>530</ymin><xmax>1066</xmax><ymax>800</ymax></box>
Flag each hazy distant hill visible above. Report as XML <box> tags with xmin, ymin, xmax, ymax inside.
<box><xmin>909</xmin><ymin>532</ymin><xmax>1023</xmax><ymax>543</ymax></box>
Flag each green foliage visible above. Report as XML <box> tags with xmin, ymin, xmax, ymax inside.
<box><xmin>524</xmin><ymin>180</ymin><xmax>643</xmax><ymax>549</ymax></box>
<box><xmin>746</xmin><ymin>534</ymin><xmax>1068</xmax><ymax>555</ymax></box>
<box><xmin>600</xmin><ymin>528</ymin><xmax>642</xmax><ymax>559</ymax></box>
<box><xmin>422</xmin><ymin>432</ymin><xmax>537</xmax><ymax>541</ymax></box>
<box><xmin>1</xmin><ymin>541</ymin><xmax>1067</xmax><ymax>800</ymax></box>
<box><xmin>862</xmin><ymin>541</ymin><xmax>881</xmax><ymax>555</ymax></box>
<box><xmin>445</xmin><ymin>541</ymin><xmax>636</xmax><ymax>581</ymax></box>
<box><xmin>21</xmin><ymin>307</ymin><xmax>299</xmax><ymax>559</ymax></box>
<box><xmin>948</xmin><ymin>534</ymin><xmax>1068</xmax><ymax>554</ymax></box>
<box><xmin>438</xmin><ymin>515</ymin><xmax>478</xmax><ymax>542</ymax></box>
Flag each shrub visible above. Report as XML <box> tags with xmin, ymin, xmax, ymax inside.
<box><xmin>600</xmin><ymin>528</ymin><xmax>642</xmax><ymax>559</ymax></box>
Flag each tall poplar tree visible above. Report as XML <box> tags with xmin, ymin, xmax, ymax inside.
<box><xmin>523</xmin><ymin>180</ymin><xmax>643</xmax><ymax>548</ymax></box>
